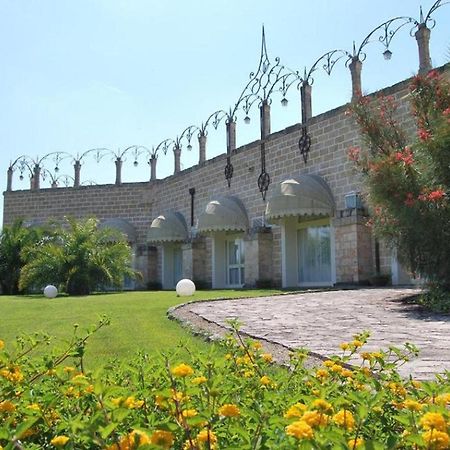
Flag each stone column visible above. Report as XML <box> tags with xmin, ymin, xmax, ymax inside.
<box><xmin>349</xmin><ymin>57</ymin><xmax>363</xmax><ymax>101</ymax></box>
<box><xmin>260</xmin><ymin>100</ymin><xmax>271</xmax><ymax>139</ymax></box>
<box><xmin>415</xmin><ymin>24</ymin><xmax>432</xmax><ymax>75</ymax></box>
<box><xmin>243</xmin><ymin>229</ymin><xmax>273</xmax><ymax>288</ymax></box>
<box><xmin>6</xmin><ymin>167</ymin><xmax>13</xmax><ymax>191</ymax></box>
<box><xmin>73</xmin><ymin>160</ymin><xmax>81</xmax><ymax>187</ymax></box>
<box><xmin>226</xmin><ymin>120</ymin><xmax>236</xmax><ymax>153</ymax></box>
<box><xmin>173</xmin><ymin>146</ymin><xmax>181</xmax><ymax>174</ymax></box>
<box><xmin>300</xmin><ymin>81</ymin><xmax>312</xmax><ymax>123</ymax></box>
<box><xmin>115</xmin><ymin>158</ymin><xmax>122</xmax><ymax>186</ymax></box>
<box><xmin>198</xmin><ymin>133</ymin><xmax>206</xmax><ymax>165</ymax></box>
<box><xmin>150</xmin><ymin>155</ymin><xmax>157</xmax><ymax>181</ymax></box>
<box><xmin>32</xmin><ymin>164</ymin><xmax>40</xmax><ymax>190</ymax></box>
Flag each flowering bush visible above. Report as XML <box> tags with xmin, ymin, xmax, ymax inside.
<box><xmin>0</xmin><ymin>321</ymin><xmax>449</xmax><ymax>449</ymax></box>
<box><xmin>348</xmin><ymin>68</ymin><xmax>450</xmax><ymax>308</ymax></box>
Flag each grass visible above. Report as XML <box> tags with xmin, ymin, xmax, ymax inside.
<box><xmin>0</xmin><ymin>289</ymin><xmax>282</xmax><ymax>369</ymax></box>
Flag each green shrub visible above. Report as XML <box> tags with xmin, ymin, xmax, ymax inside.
<box><xmin>0</xmin><ymin>321</ymin><xmax>449</xmax><ymax>449</ymax></box>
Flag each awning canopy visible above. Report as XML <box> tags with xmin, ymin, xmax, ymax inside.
<box><xmin>147</xmin><ymin>211</ymin><xmax>188</xmax><ymax>243</ymax></box>
<box><xmin>265</xmin><ymin>174</ymin><xmax>335</xmax><ymax>221</ymax></box>
<box><xmin>197</xmin><ymin>196</ymin><xmax>248</xmax><ymax>233</ymax></box>
<box><xmin>99</xmin><ymin>218</ymin><xmax>137</xmax><ymax>242</ymax></box>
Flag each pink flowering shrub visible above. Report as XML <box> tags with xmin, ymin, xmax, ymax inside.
<box><xmin>348</xmin><ymin>69</ymin><xmax>450</xmax><ymax>306</ymax></box>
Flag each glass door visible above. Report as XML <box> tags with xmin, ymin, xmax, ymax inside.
<box><xmin>226</xmin><ymin>238</ymin><xmax>245</xmax><ymax>287</ymax></box>
<box><xmin>298</xmin><ymin>225</ymin><xmax>331</xmax><ymax>285</ymax></box>
<box><xmin>173</xmin><ymin>246</ymin><xmax>183</xmax><ymax>285</ymax></box>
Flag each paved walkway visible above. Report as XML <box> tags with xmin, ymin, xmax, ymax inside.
<box><xmin>177</xmin><ymin>288</ymin><xmax>450</xmax><ymax>380</ymax></box>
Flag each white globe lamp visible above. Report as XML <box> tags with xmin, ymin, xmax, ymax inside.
<box><xmin>176</xmin><ymin>279</ymin><xmax>196</xmax><ymax>296</ymax></box>
<box><xmin>43</xmin><ymin>285</ymin><xmax>58</xmax><ymax>298</ymax></box>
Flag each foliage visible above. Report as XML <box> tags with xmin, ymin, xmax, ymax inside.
<box><xmin>18</xmin><ymin>217</ymin><xmax>138</xmax><ymax>296</ymax></box>
<box><xmin>0</xmin><ymin>322</ymin><xmax>449</xmax><ymax>449</ymax></box>
<box><xmin>0</xmin><ymin>220</ymin><xmax>42</xmax><ymax>295</ymax></box>
<box><xmin>349</xmin><ymin>69</ymin><xmax>450</xmax><ymax>299</ymax></box>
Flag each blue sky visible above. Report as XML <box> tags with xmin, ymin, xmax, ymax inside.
<box><xmin>1</xmin><ymin>0</ymin><xmax>449</xmax><ymax>223</ymax></box>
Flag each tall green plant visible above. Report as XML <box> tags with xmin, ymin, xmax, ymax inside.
<box><xmin>0</xmin><ymin>219</ymin><xmax>42</xmax><ymax>294</ymax></box>
<box><xmin>349</xmin><ymin>69</ymin><xmax>450</xmax><ymax>297</ymax></box>
<box><xmin>19</xmin><ymin>217</ymin><xmax>138</xmax><ymax>295</ymax></box>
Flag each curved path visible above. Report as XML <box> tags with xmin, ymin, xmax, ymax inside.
<box><xmin>171</xmin><ymin>288</ymin><xmax>450</xmax><ymax>380</ymax></box>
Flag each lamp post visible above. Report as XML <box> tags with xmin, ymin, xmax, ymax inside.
<box><xmin>7</xmin><ymin>151</ymin><xmax>72</xmax><ymax>191</ymax></box>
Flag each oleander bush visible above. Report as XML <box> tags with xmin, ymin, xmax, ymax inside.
<box><xmin>0</xmin><ymin>320</ymin><xmax>449</xmax><ymax>449</ymax></box>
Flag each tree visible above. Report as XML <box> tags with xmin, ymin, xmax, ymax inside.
<box><xmin>0</xmin><ymin>219</ymin><xmax>42</xmax><ymax>294</ymax></box>
<box><xmin>349</xmin><ymin>68</ymin><xmax>450</xmax><ymax>305</ymax></box>
<box><xmin>19</xmin><ymin>217</ymin><xmax>138</xmax><ymax>295</ymax></box>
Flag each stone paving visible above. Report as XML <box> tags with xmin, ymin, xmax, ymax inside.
<box><xmin>180</xmin><ymin>288</ymin><xmax>450</xmax><ymax>380</ymax></box>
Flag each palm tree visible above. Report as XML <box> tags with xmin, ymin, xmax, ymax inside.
<box><xmin>0</xmin><ymin>219</ymin><xmax>42</xmax><ymax>294</ymax></box>
<box><xmin>19</xmin><ymin>217</ymin><xmax>138</xmax><ymax>295</ymax></box>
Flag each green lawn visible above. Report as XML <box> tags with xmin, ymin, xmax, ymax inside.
<box><xmin>0</xmin><ymin>289</ymin><xmax>282</xmax><ymax>369</ymax></box>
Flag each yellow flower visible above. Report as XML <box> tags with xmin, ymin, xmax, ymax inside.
<box><xmin>340</xmin><ymin>342</ymin><xmax>350</xmax><ymax>351</ymax></box>
<box><xmin>347</xmin><ymin>437</ymin><xmax>364</xmax><ymax>449</ymax></box>
<box><xmin>0</xmin><ymin>339</ymin><xmax>4</xmax><ymax>350</ymax></box>
<box><xmin>171</xmin><ymin>363</ymin><xmax>194</xmax><ymax>377</ymax></box>
<box><xmin>341</xmin><ymin>369</ymin><xmax>354</xmax><ymax>378</ymax></box>
<box><xmin>27</xmin><ymin>403</ymin><xmax>40</xmax><ymax>411</ymax></box>
<box><xmin>259</xmin><ymin>375</ymin><xmax>274</xmax><ymax>387</ymax></box>
<box><xmin>411</xmin><ymin>380</ymin><xmax>422</xmax><ymax>389</ymax></box>
<box><xmin>261</xmin><ymin>353</ymin><xmax>273</xmax><ymax>363</ymax></box>
<box><xmin>155</xmin><ymin>395</ymin><xmax>167</xmax><ymax>408</ymax></box>
<box><xmin>312</xmin><ymin>399</ymin><xmax>333</xmax><ymax>414</ymax></box>
<box><xmin>360</xmin><ymin>352</ymin><xmax>372</xmax><ymax>361</ymax></box>
<box><xmin>225</xmin><ymin>353</ymin><xmax>232</xmax><ymax>360</ymax></box>
<box><xmin>323</xmin><ymin>360</ymin><xmax>334</xmax><ymax>367</ymax></box>
<box><xmin>284</xmin><ymin>403</ymin><xmax>307</xmax><ymax>419</ymax></box>
<box><xmin>63</xmin><ymin>366</ymin><xmax>76</xmax><ymax>374</ymax></box>
<box><xmin>107</xmin><ymin>430</ymin><xmax>151</xmax><ymax>450</ymax></box>
<box><xmin>434</xmin><ymin>393</ymin><xmax>450</xmax><ymax>405</ymax></box>
<box><xmin>315</xmin><ymin>369</ymin><xmax>329</xmax><ymax>380</ymax></box>
<box><xmin>422</xmin><ymin>430</ymin><xmax>449</xmax><ymax>450</ymax></box>
<box><xmin>252</xmin><ymin>341</ymin><xmax>263</xmax><ymax>350</ymax></box>
<box><xmin>182</xmin><ymin>409</ymin><xmax>198</xmax><ymax>418</ymax></box>
<box><xmin>0</xmin><ymin>401</ymin><xmax>16</xmax><ymax>412</ymax></box>
<box><xmin>419</xmin><ymin>412</ymin><xmax>447</xmax><ymax>431</ymax></box>
<box><xmin>387</xmin><ymin>382</ymin><xmax>407</xmax><ymax>397</ymax></box>
<box><xmin>301</xmin><ymin>410</ymin><xmax>328</xmax><ymax>428</ymax></box>
<box><xmin>333</xmin><ymin>409</ymin><xmax>355</xmax><ymax>430</ymax></box>
<box><xmin>331</xmin><ymin>364</ymin><xmax>343</xmax><ymax>374</ymax></box>
<box><xmin>243</xmin><ymin>370</ymin><xmax>254</xmax><ymax>378</ymax></box>
<box><xmin>351</xmin><ymin>340</ymin><xmax>364</xmax><ymax>349</ymax></box>
<box><xmin>196</xmin><ymin>429</ymin><xmax>217</xmax><ymax>448</ymax></box>
<box><xmin>50</xmin><ymin>435</ymin><xmax>69</xmax><ymax>447</ymax></box>
<box><xmin>150</xmin><ymin>430</ymin><xmax>174</xmax><ymax>449</ymax></box>
<box><xmin>285</xmin><ymin>420</ymin><xmax>314</xmax><ymax>440</ymax></box>
<box><xmin>0</xmin><ymin>365</ymin><xmax>24</xmax><ymax>383</ymax></box>
<box><xmin>218</xmin><ymin>403</ymin><xmax>240</xmax><ymax>417</ymax></box>
<box><xmin>403</xmin><ymin>399</ymin><xmax>423</xmax><ymax>412</ymax></box>
<box><xmin>123</xmin><ymin>396</ymin><xmax>144</xmax><ymax>409</ymax></box>
<box><xmin>192</xmin><ymin>376</ymin><xmax>207</xmax><ymax>385</ymax></box>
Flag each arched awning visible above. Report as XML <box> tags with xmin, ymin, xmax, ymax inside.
<box><xmin>147</xmin><ymin>211</ymin><xmax>188</xmax><ymax>243</ymax></box>
<box><xmin>99</xmin><ymin>218</ymin><xmax>137</xmax><ymax>242</ymax></box>
<box><xmin>197</xmin><ymin>196</ymin><xmax>248</xmax><ymax>233</ymax></box>
<box><xmin>265</xmin><ymin>174</ymin><xmax>335</xmax><ymax>221</ymax></box>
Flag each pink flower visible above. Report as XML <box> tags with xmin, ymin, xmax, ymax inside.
<box><xmin>428</xmin><ymin>190</ymin><xmax>445</xmax><ymax>202</ymax></box>
<box><xmin>443</xmin><ymin>108</ymin><xmax>450</xmax><ymax>117</ymax></box>
<box><xmin>418</xmin><ymin>129</ymin><xmax>431</xmax><ymax>141</ymax></box>
<box><xmin>347</xmin><ymin>146</ymin><xmax>360</xmax><ymax>162</ymax></box>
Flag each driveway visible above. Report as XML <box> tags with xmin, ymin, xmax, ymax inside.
<box><xmin>171</xmin><ymin>288</ymin><xmax>450</xmax><ymax>380</ymax></box>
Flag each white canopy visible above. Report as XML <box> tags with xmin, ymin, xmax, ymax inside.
<box><xmin>265</xmin><ymin>174</ymin><xmax>334</xmax><ymax>220</ymax></box>
<box><xmin>197</xmin><ymin>196</ymin><xmax>248</xmax><ymax>233</ymax></box>
<box><xmin>147</xmin><ymin>211</ymin><xmax>188</xmax><ymax>243</ymax></box>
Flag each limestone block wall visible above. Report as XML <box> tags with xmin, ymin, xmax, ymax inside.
<box><xmin>2</xmin><ymin>74</ymin><xmax>419</xmax><ymax>287</ymax></box>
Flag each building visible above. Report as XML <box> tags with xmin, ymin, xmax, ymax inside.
<box><xmin>3</xmin><ymin>15</ymin><xmax>446</xmax><ymax>290</ymax></box>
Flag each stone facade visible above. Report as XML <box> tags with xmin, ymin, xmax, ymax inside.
<box><xmin>2</xmin><ymin>73</ymin><xmax>424</xmax><ymax>290</ymax></box>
